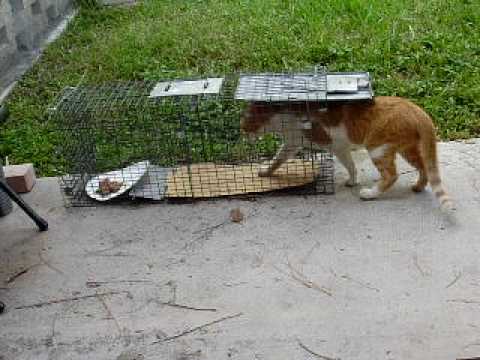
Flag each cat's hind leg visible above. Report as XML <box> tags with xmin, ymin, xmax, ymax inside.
<box><xmin>399</xmin><ymin>145</ymin><xmax>428</xmax><ymax>192</ymax></box>
<box><xmin>360</xmin><ymin>146</ymin><xmax>398</xmax><ymax>200</ymax></box>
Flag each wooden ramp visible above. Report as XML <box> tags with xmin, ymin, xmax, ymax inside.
<box><xmin>166</xmin><ymin>159</ymin><xmax>320</xmax><ymax>198</ymax></box>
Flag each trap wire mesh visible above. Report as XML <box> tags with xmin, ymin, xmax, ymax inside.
<box><xmin>48</xmin><ymin>72</ymin><xmax>362</xmax><ymax>206</ymax></box>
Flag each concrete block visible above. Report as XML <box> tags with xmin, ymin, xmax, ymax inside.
<box><xmin>8</xmin><ymin>0</ymin><xmax>25</xmax><ymax>14</ymax></box>
<box><xmin>0</xmin><ymin>44</ymin><xmax>16</xmax><ymax>74</ymax></box>
<box><xmin>57</xmin><ymin>0</ymin><xmax>73</xmax><ymax>16</ymax></box>
<box><xmin>46</xmin><ymin>3</ymin><xmax>59</xmax><ymax>25</ymax></box>
<box><xmin>0</xmin><ymin>24</ymin><xmax>9</xmax><ymax>44</ymax></box>
<box><xmin>30</xmin><ymin>0</ymin><xmax>42</xmax><ymax>15</ymax></box>
<box><xmin>15</xmin><ymin>29</ymin><xmax>33</xmax><ymax>51</ymax></box>
<box><xmin>0</xmin><ymin>1</ymin><xmax>15</xmax><ymax>44</ymax></box>
<box><xmin>0</xmin><ymin>0</ymin><xmax>74</xmax><ymax>92</ymax></box>
<box><xmin>3</xmin><ymin>163</ymin><xmax>36</xmax><ymax>193</ymax></box>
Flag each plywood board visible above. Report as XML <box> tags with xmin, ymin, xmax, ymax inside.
<box><xmin>166</xmin><ymin>159</ymin><xmax>319</xmax><ymax>198</ymax></box>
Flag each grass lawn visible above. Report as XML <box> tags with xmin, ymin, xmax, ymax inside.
<box><xmin>1</xmin><ymin>0</ymin><xmax>479</xmax><ymax>176</ymax></box>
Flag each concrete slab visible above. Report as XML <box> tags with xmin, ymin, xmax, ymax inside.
<box><xmin>0</xmin><ymin>140</ymin><xmax>479</xmax><ymax>360</ymax></box>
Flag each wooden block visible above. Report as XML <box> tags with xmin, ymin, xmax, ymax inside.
<box><xmin>3</xmin><ymin>164</ymin><xmax>36</xmax><ymax>193</ymax></box>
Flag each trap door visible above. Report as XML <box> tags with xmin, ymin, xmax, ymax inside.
<box><xmin>234</xmin><ymin>72</ymin><xmax>373</xmax><ymax>102</ymax></box>
<box><xmin>235</xmin><ymin>73</ymin><xmax>328</xmax><ymax>102</ymax></box>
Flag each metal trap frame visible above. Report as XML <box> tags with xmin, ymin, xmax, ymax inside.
<box><xmin>49</xmin><ymin>70</ymin><xmax>372</xmax><ymax>207</ymax></box>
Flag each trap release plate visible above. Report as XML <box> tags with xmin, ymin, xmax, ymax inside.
<box><xmin>149</xmin><ymin>78</ymin><xmax>224</xmax><ymax>97</ymax></box>
<box><xmin>235</xmin><ymin>72</ymin><xmax>373</xmax><ymax>102</ymax></box>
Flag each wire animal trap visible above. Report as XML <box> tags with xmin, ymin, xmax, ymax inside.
<box><xmin>50</xmin><ymin>71</ymin><xmax>373</xmax><ymax>206</ymax></box>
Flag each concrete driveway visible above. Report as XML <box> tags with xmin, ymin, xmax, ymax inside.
<box><xmin>1</xmin><ymin>140</ymin><xmax>479</xmax><ymax>360</ymax></box>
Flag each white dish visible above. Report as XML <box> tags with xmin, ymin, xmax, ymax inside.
<box><xmin>86</xmin><ymin>161</ymin><xmax>150</xmax><ymax>201</ymax></box>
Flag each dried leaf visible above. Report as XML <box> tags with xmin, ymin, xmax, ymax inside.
<box><xmin>230</xmin><ymin>208</ymin><xmax>244</xmax><ymax>223</ymax></box>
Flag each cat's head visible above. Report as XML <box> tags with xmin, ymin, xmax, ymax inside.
<box><xmin>240</xmin><ymin>102</ymin><xmax>316</xmax><ymax>139</ymax></box>
<box><xmin>240</xmin><ymin>103</ymin><xmax>277</xmax><ymax>136</ymax></box>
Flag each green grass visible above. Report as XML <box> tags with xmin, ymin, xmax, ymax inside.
<box><xmin>1</xmin><ymin>0</ymin><xmax>479</xmax><ymax>176</ymax></box>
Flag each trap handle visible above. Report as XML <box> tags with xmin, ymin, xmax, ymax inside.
<box><xmin>0</xmin><ymin>180</ymin><xmax>48</xmax><ymax>231</ymax></box>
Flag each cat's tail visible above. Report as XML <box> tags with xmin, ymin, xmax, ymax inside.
<box><xmin>420</xmin><ymin>122</ymin><xmax>454</xmax><ymax>211</ymax></box>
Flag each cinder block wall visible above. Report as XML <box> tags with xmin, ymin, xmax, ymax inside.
<box><xmin>0</xmin><ymin>0</ymin><xmax>73</xmax><ymax>92</ymax></box>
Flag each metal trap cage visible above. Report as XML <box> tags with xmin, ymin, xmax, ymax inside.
<box><xmin>49</xmin><ymin>70</ymin><xmax>372</xmax><ymax>207</ymax></box>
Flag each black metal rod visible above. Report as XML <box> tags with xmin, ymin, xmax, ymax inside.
<box><xmin>0</xmin><ymin>180</ymin><xmax>48</xmax><ymax>231</ymax></box>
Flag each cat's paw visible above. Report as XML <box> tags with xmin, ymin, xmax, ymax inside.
<box><xmin>411</xmin><ymin>184</ymin><xmax>426</xmax><ymax>193</ymax></box>
<box><xmin>258</xmin><ymin>166</ymin><xmax>273</xmax><ymax>177</ymax></box>
<box><xmin>359</xmin><ymin>187</ymin><xmax>379</xmax><ymax>200</ymax></box>
<box><xmin>345</xmin><ymin>178</ymin><xmax>358</xmax><ymax>187</ymax></box>
<box><xmin>440</xmin><ymin>199</ymin><xmax>456</xmax><ymax>212</ymax></box>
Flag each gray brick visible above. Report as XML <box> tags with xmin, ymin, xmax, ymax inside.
<box><xmin>0</xmin><ymin>24</ymin><xmax>8</xmax><ymax>44</ymax></box>
<box><xmin>46</xmin><ymin>4</ymin><xmax>59</xmax><ymax>25</ymax></box>
<box><xmin>30</xmin><ymin>0</ymin><xmax>41</xmax><ymax>15</ymax></box>
<box><xmin>8</xmin><ymin>0</ymin><xmax>24</xmax><ymax>14</ymax></box>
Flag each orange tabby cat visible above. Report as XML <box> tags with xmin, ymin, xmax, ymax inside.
<box><xmin>240</xmin><ymin>96</ymin><xmax>453</xmax><ymax>209</ymax></box>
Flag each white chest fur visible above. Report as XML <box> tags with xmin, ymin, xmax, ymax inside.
<box><xmin>326</xmin><ymin>124</ymin><xmax>355</xmax><ymax>150</ymax></box>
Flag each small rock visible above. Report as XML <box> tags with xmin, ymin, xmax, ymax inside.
<box><xmin>230</xmin><ymin>208</ymin><xmax>244</xmax><ymax>223</ymax></box>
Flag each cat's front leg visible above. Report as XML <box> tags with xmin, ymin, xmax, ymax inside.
<box><xmin>333</xmin><ymin>148</ymin><xmax>358</xmax><ymax>187</ymax></box>
<box><xmin>258</xmin><ymin>165</ymin><xmax>275</xmax><ymax>177</ymax></box>
<box><xmin>259</xmin><ymin>143</ymin><xmax>300</xmax><ymax>177</ymax></box>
